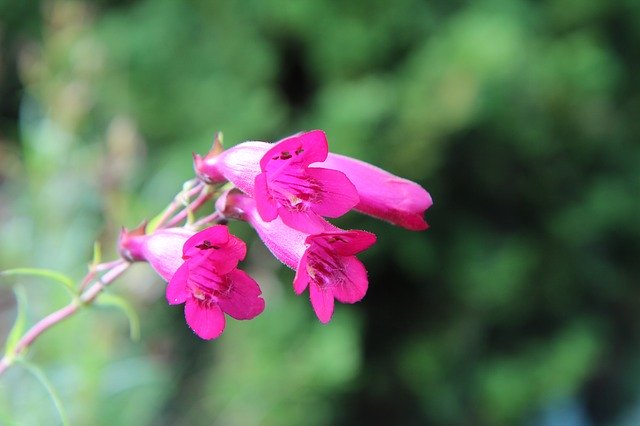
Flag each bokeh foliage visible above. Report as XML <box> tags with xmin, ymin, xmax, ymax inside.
<box><xmin>1</xmin><ymin>0</ymin><xmax>639</xmax><ymax>424</ymax></box>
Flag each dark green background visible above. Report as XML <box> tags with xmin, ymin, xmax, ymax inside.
<box><xmin>1</xmin><ymin>0</ymin><xmax>639</xmax><ymax>424</ymax></box>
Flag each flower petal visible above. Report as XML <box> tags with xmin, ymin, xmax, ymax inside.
<box><xmin>331</xmin><ymin>256</ymin><xmax>368</xmax><ymax>304</ymax></box>
<box><xmin>260</xmin><ymin>130</ymin><xmax>328</xmax><ymax>171</ymax></box>
<box><xmin>183</xmin><ymin>225</ymin><xmax>230</xmax><ymax>257</ymax></box>
<box><xmin>320</xmin><ymin>153</ymin><xmax>432</xmax><ymax>230</ymax></box>
<box><xmin>277</xmin><ymin>207</ymin><xmax>326</xmax><ymax>234</ymax></box>
<box><xmin>305</xmin><ymin>168</ymin><xmax>359</xmax><ymax>218</ymax></box>
<box><xmin>308</xmin><ymin>230</ymin><xmax>377</xmax><ymax>256</ymax></box>
<box><xmin>255</xmin><ymin>173</ymin><xmax>279</xmax><ymax>222</ymax></box>
<box><xmin>215</xmin><ymin>233</ymin><xmax>248</xmax><ymax>272</ymax></box>
<box><xmin>143</xmin><ymin>228</ymin><xmax>194</xmax><ymax>281</ymax></box>
<box><xmin>198</xmin><ymin>141</ymin><xmax>269</xmax><ymax>195</ymax></box>
<box><xmin>218</xmin><ymin>269</ymin><xmax>265</xmax><ymax>320</ymax></box>
<box><xmin>184</xmin><ymin>298</ymin><xmax>226</xmax><ymax>340</ymax></box>
<box><xmin>231</xmin><ymin>194</ymin><xmax>308</xmax><ymax>270</ymax></box>
<box><xmin>293</xmin><ymin>252</ymin><xmax>312</xmax><ymax>295</ymax></box>
<box><xmin>166</xmin><ymin>262</ymin><xmax>189</xmax><ymax>304</ymax></box>
<box><xmin>182</xmin><ymin>226</ymin><xmax>247</xmax><ymax>275</ymax></box>
<box><xmin>309</xmin><ymin>282</ymin><xmax>335</xmax><ymax>324</ymax></box>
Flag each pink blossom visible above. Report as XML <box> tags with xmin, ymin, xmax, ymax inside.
<box><xmin>194</xmin><ymin>130</ymin><xmax>431</xmax><ymax>231</ymax></box>
<box><xmin>294</xmin><ymin>231</ymin><xmax>376</xmax><ymax>323</ymax></box>
<box><xmin>195</xmin><ymin>131</ymin><xmax>359</xmax><ymax>233</ymax></box>
<box><xmin>166</xmin><ymin>225</ymin><xmax>265</xmax><ymax>340</ymax></box>
<box><xmin>319</xmin><ymin>154</ymin><xmax>432</xmax><ymax>231</ymax></box>
<box><xmin>254</xmin><ymin>130</ymin><xmax>359</xmax><ymax>232</ymax></box>
<box><xmin>219</xmin><ymin>192</ymin><xmax>375</xmax><ymax>323</ymax></box>
<box><xmin>118</xmin><ymin>224</ymin><xmax>194</xmax><ymax>281</ymax></box>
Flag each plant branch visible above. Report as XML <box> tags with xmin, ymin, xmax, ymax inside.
<box><xmin>0</xmin><ymin>260</ymin><xmax>130</xmax><ymax>377</ymax></box>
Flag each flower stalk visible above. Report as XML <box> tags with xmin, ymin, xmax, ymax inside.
<box><xmin>0</xmin><ymin>176</ymin><xmax>219</xmax><ymax>376</ymax></box>
<box><xmin>0</xmin><ymin>259</ymin><xmax>130</xmax><ymax>377</ymax></box>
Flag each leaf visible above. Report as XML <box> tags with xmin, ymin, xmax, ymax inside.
<box><xmin>4</xmin><ymin>286</ymin><xmax>27</xmax><ymax>359</ymax></box>
<box><xmin>1</xmin><ymin>268</ymin><xmax>76</xmax><ymax>295</ymax></box>
<box><xmin>18</xmin><ymin>360</ymin><xmax>70</xmax><ymax>426</ymax></box>
<box><xmin>95</xmin><ymin>293</ymin><xmax>141</xmax><ymax>341</ymax></box>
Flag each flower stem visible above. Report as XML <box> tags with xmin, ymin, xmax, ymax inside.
<box><xmin>192</xmin><ymin>211</ymin><xmax>224</xmax><ymax>228</ymax></box>
<box><xmin>0</xmin><ymin>179</ymin><xmax>213</xmax><ymax>377</ymax></box>
<box><xmin>164</xmin><ymin>184</ymin><xmax>213</xmax><ymax>228</ymax></box>
<box><xmin>153</xmin><ymin>178</ymin><xmax>202</xmax><ymax>229</ymax></box>
<box><xmin>0</xmin><ymin>260</ymin><xmax>130</xmax><ymax>377</ymax></box>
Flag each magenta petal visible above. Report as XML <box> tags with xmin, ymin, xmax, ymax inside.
<box><xmin>293</xmin><ymin>252</ymin><xmax>312</xmax><ymax>295</ymax></box>
<box><xmin>332</xmin><ymin>256</ymin><xmax>368</xmax><ymax>304</ymax></box>
<box><xmin>199</xmin><ymin>233</ymin><xmax>246</xmax><ymax>276</ymax></box>
<box><xmin>218</xmin><ymin>269</ymin><xmax>265</xmax><ymax>320</ymax></box>
<box><xmin>166</xmin><ymin>263</ymin><xmax>189</xmax><ymax>305</ymax></box>
<box><xmin>305</xmin><ymin>168</ymin><xmax>359</xmax><ymax>217</ymax></box>
<box><xmin>309</xmin><ymin>230</ymin><xmax>377</xmax><ymax>256</ymax></box>
<box><xmin>183</xmin><ymin>225</ymin><xmax>229</xmax><ymax>256</ymax></box>
<box><xmin>200</xmin><ymin>141</ymin><xmax>269</xmax><ymax>196</ymax></box>
<box><xmin>143</xmin><ymin>228</ymin><xmax>194</xmax><ymax>281</ymax></box>
<box><xmin>333</xmin><ymin>230</ymin><xmax>377</xmax><ymax>255</ymax></box>
<box><xmin>322</xmin><ymin>153</ymin><xmax>432</xmax><ymax>230</ymax></box>
<box><xmin>214</xmin><ymin>234</ymin><xmax>247</xmax><ymax>273</ymax></box>
<box><xmin>184</xmin><ymin>298</ymin><xmax>226</xmax><ymax>340</ymax></box>
<box><xmin>255</xmin><ymin>173</ymin><xmax>279</xmax><ymax>222</ymax></box>
<box><xmin>260</xmin><ymin>130</ymin><xmax>328</xmax><ymax>170</ymax></box>
<box><xmin>277</xmin><ymin>207</ymin><xmax>326</xmax><ymax>234</ymax></box>
<box><xmin>309</xmin><ymin>283</ymin><xmax>335</xmax><ymax>324</ymax></box>
<box><xmin>234</xmin><ymin>195</ymin><xmax>308</xmax><ymax>270</ymax></box>
<box><xmin>182</xmin><ymin>226</ymin><xmax>247</xmax><ymax>275</ymax></box>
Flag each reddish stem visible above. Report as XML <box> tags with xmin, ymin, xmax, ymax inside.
<box><xmin>154</xmin><ymin>179</ymin><xmax>203</xmax><ymax>229</ymax></box>
<box><xmin>0</xmin><ymin>179</ymin><xmax>215</xmax><ymax>377</ymax></box>
<box><xmin>164</xmin><ymin>184</ymin><xmax>213</xmax><ymax>228</ymax></box>
<box><xmin>0</xmin><ymin>260</ymin><xmax>130</xmax><ymax>376</ymax></box>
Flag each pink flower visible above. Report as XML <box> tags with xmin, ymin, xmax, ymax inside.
<box><xmin>195</xmin><ymin>130</ymin><xmax>431</xmax><ymax>231</ymax></box>
<box><xmin>195</xmin><ymin>131</ymin><xmax>359</xmax><ymax>233</ymax></box>
<box><xmin>254</xmin><ymin>130</ymin><xmax>359</xmax><ymax>232</ymax></box>
<box><xmin>219</xmin><ymin>192</ymin><xmax>375</xmax><ymax>323</ymax></box>
<box><xmin>119</xmin><ymin>224</ymin><xmax>194</xmax><ymax>281</ymax></box>
<box><xmin>166</xmin><ymin>225</ymin><xmax>265</xmax><ymax>340</ymax></box>
<box><xmin>293</xmin><ymin>230</ymin><xmax>376</xmax><ymax>323</ymax></box>
<box><xmin>319</xmin><ymin>154</ymin><xmax>432</xmax><ymax>231</ymax></box>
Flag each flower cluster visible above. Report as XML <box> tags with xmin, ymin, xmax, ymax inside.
<box><xmin>120</xmin><ymin>130</ymin><xmax>432</xmax><ymax>339</ymax></box>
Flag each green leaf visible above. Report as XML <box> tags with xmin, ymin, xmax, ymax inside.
<box><xmin>1</xmin><ymin>268</ymin><xmax>75</xmax><ymax>295</ymax></box>
<box><xmin>4</xmin><ymin>286</ymin><xmax>27</xmax><ymax>359</ymax></box>
<box><xmin>18</xmin><ymin>360</ymin><xmax>70</xmax><ymax>426</ymax></box>
<box><xmin>95</xmin><ymin>293</ymin><xmax>141</xmax><ymax>341</ymax></box>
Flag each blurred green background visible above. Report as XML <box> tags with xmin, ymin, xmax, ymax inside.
<box><xmin>1</xmin><ymin>0</ymin><xmax>639</xmax><ymax>424</ymax></box>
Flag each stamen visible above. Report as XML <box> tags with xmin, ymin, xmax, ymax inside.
<box><xmin>195</xmin><ymin>240</ymin><xmax>220</xmax><ymax>250</ymax></box>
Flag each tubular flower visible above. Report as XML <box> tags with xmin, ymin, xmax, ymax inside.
<box><xmin>196</xmin><ymin>131</ymin><xmax>359</xmax><ymax>233</ymax></box>
<box><xmin>194</xmin><ymin>130</ymin><xmax>431</xmax><ymax>231</ymax></box>
<box><xmin>294</xmin><ymin>230</ymin><xmax>376</xmax><ymax>323</ymax></box>
<box><xmin>319</xmin><ymin>154</ymin><xmax>432</xmax><ymax>230</ymax></box>
<box><xmin>254</xmin><ymin>130</ymin><xmax>359</xmax><ymax>233</ymax></box>
<box><xmin>118</xmin><ymin>224</ymin><xmax>194</xmax><ymax>281</ymax></box>
<box><xmin>166</xmin><ymin>225</ymin><xmax>265</xmax><ymax>340</ymax></box>
<box><xmin>219</xmin><ymin>191</ymin><xmax>375</xmax><ymax>323</ymax></box>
